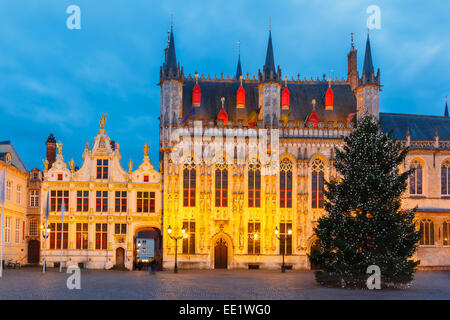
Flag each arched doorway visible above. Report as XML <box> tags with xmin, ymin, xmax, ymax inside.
<box><xmin>116</xmin><ymin>247</ymin><xmax>125</xmax><ymax>267</ymax></box>
<box><xmin>28</xmin><ymin>240</ymin><xmax>40</xmax><ymax>264</ymax></box>
<box><xmin>134</xmin><ymin>227</ymin><xmax>161</xmax><ymax>270</ymax></box>
<box><xmin>214</xmin><ymin>238</ymin><xmax>228</xmax><ymax>269</ymax></box>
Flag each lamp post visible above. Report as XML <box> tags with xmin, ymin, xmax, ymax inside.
<box><xmin>275</xmin><ymin>227</ymin><xmax>292</xmax><ymax>273</ymax></box>
<box><xmin>167</xmin><ymin>225</ymin><xmax>188</xmax><ymax>273</ymax></box>
<box><xmin>41</xmin><ymin>224</ymin><xmax>51</xmax><ymax>274</ymax></box>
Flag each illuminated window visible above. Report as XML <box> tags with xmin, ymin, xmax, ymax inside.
<box><xmin>280</xmin><ymin>158</ymin><xmax>293</xmax><ymax>208</ymax></box>
<box><xmin>57</xmin><ymin>174</ymin><xmax>63</xmax><ymax>181</ymax></box>
<box><xmin>410</xmin><ymin>160</ymin><xmax>423</xmax><ymax>195</ymax></box>
<box><xmin>143</xmin><ymin>175</ymin><xmax>149</xmax><ymax>182</ymax></box>
<box><xmin>95</xmin><ymin>223</ymin><xmax>108</xmax><ymax>250</ymax></box>
<box><xmin>49</xmin><ymin>223</ymin><xmax>68</xmax><ymax>249</ymax></box>
<box><xmin>248</xmin><ymin>159</ymin><xmax>261</xmax><ymax>208</ymax></box>
<box><xmin>30</xmin><ymin>190</ymin><xmax>39</xmax><ymax>208</ymax></box>
<box><xmin>311</xmin><ymin>159</ymin><xmax>324</xmax><ymax>209</ymax></box>
<box><xmin>76</xmin><ymin>223</ymin><xmax>88</xmax><ymax>250</ymax></box>
<box><xmin>96</xmin><ymin>191</ymin><xmax>108</xmax><ymax>212</ymax></box>
<box><xmin>419</xmin><ymin>219</ymin><xmax>434</xmax><ymax>245</ymax></box>
<box><xmin>182</xmin><ymin>220</ymin><xmax>195</xmax><ymax>254</ymax></box>
<box><xmin>76</xmin><ymin>191</ymin><xmax>89</xmax><ymax>212</ymax></box>
<box><xmin>96</xmin><ymin>159</ymin><xmax>109</xmax><ymax>179</ymax></box>
<box><xmin>183</xmin><ymin>158</ymin><xmax>196</xmax><ymax>207</ymax></box>
<box><xmin>50</xmin><ymin>190</ymin><xmax>69</xmax><ymax>211</ymax></box>
<box><xmin>215</xmin><ymin>157</ymin><xmax>228</xmax><ymax>207</ymax></box>
<box><xmin>29</xmin><ymin>219</ymin><xmax>39</xmax><ymax>237</ymax></box>
<box><xmin>443</xmin><ymin>221</ymin><xmax>450</xmax><ymax>246</ymax></box>
<box><xmin>279</xmin><ymin>222</ymin><xmax>292</xmax><ymax>255</ymax></box>
<box><xmin>115</xmin><ymin>191</ymin><xmax>127</xmax><ymax>212</ymax></box>
<box><xmin>442</xmin><ymin>160</ymin><xmax>450</xmax><ymax>195</ymax></box>
<box><xmin>248</xmin><ymin>222</ymin><xmax>261</xmax><ymax>255</ymax></box>
<box><xmin>137</xmin><ymin>192</ymin><xmax>155</xmax><ymax>213</ymax></box>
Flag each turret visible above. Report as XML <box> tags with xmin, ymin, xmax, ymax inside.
<box><xmin>347</xmin><ymin>32</ymin><xmax>358</xmax><ymax>91</ymax></box>
<box><xmin>355</xmin><ymin>33</ymin><xmax>381</xmax><ymax>120</ymax></box>
<box><xmin>46</xmin><ymin>133</ymin><xmax>57</xmax><ymax>169</ymax></box>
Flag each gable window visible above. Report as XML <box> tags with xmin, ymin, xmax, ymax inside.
<box><xmin>57</xmin><ymin>174</ymin><xmax>63</xmax><ymax>181</ymax></box>
<box><xmin>115</xmin><ymin>191</ymin><xmax>127</xmax><ymax>212</ymax></box>
<box><xmin>442</xmin><ymin>160</ymin><xmax>450</xmax><ymax>195</ymax></box>
<box><xmin>311</xmin><ymin>159</ymin><xmax>325</xmax><ymax>209</ymax></box>
<box><xmin>137</xmin><ymin>192</ymin><xmax>155</xmax><ymax>213</ymax></box>
<box><xmin>143</xmin><ymin>175</ymin><xmax>149</xmax><ymax>182</ymax></box>
<box><xmin>76</xmin><ymin>223</ymin><xmax>88</xmax><ymax>250</ymax></box>
<box><xmin>96</xmin><ymin>159</ymin><xmax>109</xmax><ymax>179</ymax></box>
<box><xmin>419</xmin><ymin>219</ymin><xmax>434</xmax><ymax>246</ymax></box>
<box><xmin>248</xmin><ymin>222</ymin><xmax>261</xmax><ymax>255</ymax></box>
<box><xmin>410</xmin><ymin>160</ymin><xmax>423</xmax><ymax>195</ymax></box>
<box><xmin>30</xmin><ymin>190</ymin><xmax>39</xmax><ymax>208</ymax></box>
<box><xmin>50</xmin><ymin>190</ymin><xmax>69</xmax><ymax>211</ymax></box>
<box><xmin>96</xmin><ymin>191</ymin><xmax>108</xmax><ymax>212</ymax></box>
<box><xmin>248</xmin><ymin>159</ymin><xmax>261</xmax><ymax>208</ymax></box>
<box><xmin>215</xmin><ymin>157</ymin><xmax>228</xmax><ymax>207</ymax></box>
<box><xmin>182</xmin><ymin>220</ymin><xmax>195</xmax><ymax>254</ymax></box>
<box><xmin>76</xmin><ymin>191</ymin><xmax>89</xmax><ymax>212</ymax></box>
<box><xmin>183</xmin><ymin>158</ymin><xmax>196</xmax><ymax>207</ymax></box>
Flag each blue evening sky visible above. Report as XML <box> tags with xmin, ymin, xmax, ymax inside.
<box><xmin>0</xmin><ymin>0</ymin><xmax>449</xmax><ymax>171</ymax></box>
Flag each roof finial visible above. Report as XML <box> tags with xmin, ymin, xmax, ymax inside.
<box><xmin>170</xmin><ymin>11</ymin><xmax>174</xmax><ymax>29</ymax></box>
<box><xmin>221</xmin><ymin>97</ymin><xmax>225</xmax><ymax>108</ymax></box>
<box><xmin>328</xmin><ymin>76</ymin><xmax>332</xmax><ymax>88</ymax></box>
<box><xmin>284</xmin><ymin>76</ymin><xmax>287</xmax><ymax>87</ymax></box>
<box><xmin>350</xmin><ymin>32</ymin><xmax>355</xmax><ymax>50</ymax></box>
<box><xmin>167</xmin><ymin>29</ymin><xmax>171</xmax><ymax>44</ymax></box>
<box><xmin>269</xmin><ymin>16</ymin><xmax>271</xmax><ymax>32</ymax></box>
<box><xmin>240</xmin><ymin>75</ymin><xmax>243</xmax><ymax>86</ymax></box>
<box><xmin>237</xmin><ymin>40</ymin><xmax>241</xmax><ymax>56</ymax></box>
<box><xmin>195</xmin><ymin>71</ymin><xmax>199</xmax><ymax>83</ymax></box>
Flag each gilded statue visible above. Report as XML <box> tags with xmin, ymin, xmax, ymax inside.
<box><xmin>99</xmin><ymin>113</ymin><xmax>107</xmax><ymax>129</ymax></box>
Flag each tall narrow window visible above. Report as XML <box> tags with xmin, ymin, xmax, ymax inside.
<box><xmin>95</xmin><ymin>223</ymin><xmax>108</xmax><ymax>250</ymax></box>
<box><xmin>137</xmin><ymin>192</ymin><xmax>155</xmax><ymax>213</ymax></box>
<box><xmin>76</xmin><ymin>223</ymin><xmax>88</xmax><ymax>250</ymax></box>
<box><xmin>182</xmin><ymin>220</ymin><xmax>195</xmax><ymax>254</ymax></box>
<box><xmin>115</xmin><ymin>191</ymin><xmax>127</xmax><ymax>212</ymax></box>
<box><xmin>442</xmin><ymin>160</ymin><xmax>450</xmax><ymax>195</ymax></box>
<box><xmin>30</xmin><ymin>190</ymin><xmax>39</xmax><ymax>208</ymax></box>
<box><xmin>49</xmin><ymin>223</ymin><xmax>68</xmax><ymax>249</ymax></box>
<box><xmin>280</xmin><ymin>158</ymin><xmax>293</xmax><ymax>208</ymax></box>
<box><xmin>215</xmin><ymin>157</ymin><xmax>228</xmax><ymax>207</ymax></box>
<box><xmin>96</xmin><ymin>159</ymin><xmax>109</xmax><ymax>179</ymax></box>
<box><xmin>183</xmin><ymin>158</ymin><xmax>196</xmax><ymax>207</ymax></box>
<box><xmin>443</xmin><ymin>221</ymin><xmax>450</xmax><ymax>246</ymax></box>
<box><xmin>311</xmin><ymin>159</ymin><xmax>325</xmax><ymax>209</ymax></box>
<box><xmin>279</xmin><ymin>222</ymin><xmax>293</xmax><ymax>255</ymax></box>
<box><xmin>248</xmin><ymin>159</ymin><xmax>261</xmax><ymax>208</ymax></box>
<box><xmin>5</xmin><ymin>217</ymin><xmax>11</xmax><ymax>243</ymax></box>
<box><xmin>16</xmin><ymin>185</ymin><xmax>22</xmax><ymax>204</ymax></box>
<box><xmin>76</xmin><ymin>191</ymin><xmax>89</xmax><ymax>212</ymax></box>
<box><xmin>410</xmin><ymin>160</ymin><xmax>423</xmax><ymax>195</ymax></box>
<box><xmin>248</xmin><ymin>222</ymin><xmax>261</xmax><ymax>255</ymax></box>
<box><xmin>96</xmin><ymin>191</ymin><xmax>108</xmax><ymax>212</ymax></box>
<box><xmin>5</xmin><ymin>181</ymin><xmax>12</xmax><ymax>201</ymax></box>
<box><xmin>15</xmin><ymin>219</ymin><xmax>21</xmax><ymax>244</ymax></box>
<box><xmin>419</xmin><ymin>219</ymin><xmax>434</xmax><ymax>246</ymax></box>
<box><xmin>29</xmin><ymin>219</ymin><xmax>39</xmax><ymax>237</ymax></box>
<box><xmin>50</xmin><ymin>190</ymin><xmax>69</xmax><ymax>211</ymax></box>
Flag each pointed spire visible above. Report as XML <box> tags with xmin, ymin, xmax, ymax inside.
<box><xmin>360</xmin><ymin>32</ymin><xmax>380</xmax><ymax>85</ymax></box>
<box><xmin>259</xmin><ymin>20</ymin><xmax>281</xmax><ymax>82</ymax></box>
<box><xmin>160</xmin><ymin>16</ymin><xmax>183</xmax><ymax>81</ymax></box>
<box><xmin>235</xmin><ymin>40</ymin><xmax>242</xmax><ymax>79</ymax></box>
<box><xmin>445</xmin><ymin>96</ymin><xmax>449</xmax><ymax>117</ymax></box>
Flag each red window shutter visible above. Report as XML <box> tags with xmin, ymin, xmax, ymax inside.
<box><xmin>192</xmin><ymin>83</ymin><xmax>201</xmax><ymax>107</ymax></box>
<box><xmin>281</xmin><ymin>86</ymin><xmax>290</xmax><ymax>109</ymax></box>
<box><xmin>236</xmin><ymin>85</ymin><xmax>245</xmax><ymax>108</ymax></box>
<box><xmin>325</xmin><ymin>87</ymin><xmax>333</xmax><ymax>110</ymax></box>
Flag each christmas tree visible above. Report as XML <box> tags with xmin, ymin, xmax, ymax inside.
<box><xmin>309</xmin><ymin>115</ymin><xmax>421</xmax><ymax>288</ymax></box>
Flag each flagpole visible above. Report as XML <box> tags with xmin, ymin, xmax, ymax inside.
<box><xmin>0</xmin><ymin>168</ymin><xmax>5</xmax><ymax>278</ymax></box>
<box><xmin>59</xmin><ymin>198</ymin><xmax>65</xmax><ymax>272</ymax></box>
<box><xmin>43</xmin><ymin>191</ymin><xmax>49</xmax><ymax>274</ymax></box>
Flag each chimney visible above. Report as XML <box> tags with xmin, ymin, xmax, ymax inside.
<box><xmin>46</xmin><ymin>133</ymin><xmax>57</xmax><ymax>169</ymax></box>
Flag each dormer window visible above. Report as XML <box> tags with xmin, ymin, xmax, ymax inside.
<box><xmin>57</xmin><ymin>174</ymin><xmax>63</xmax><ymax>181</ymax></box>
<box><xmin>96</xmin><ymin>159</ymin><xmax>109</xmax><ymax>179</ymax></box>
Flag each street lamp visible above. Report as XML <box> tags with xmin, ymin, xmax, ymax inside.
<box><xmin>167</xmin><ymin>225</ymin><xmax>188</xmax><ymax>273</ymax></box>
<box><xmin>275</xmin><ymin>227</ymin><xmax>292</xmax><ymax>273</ymax></box>
<box><xmin>41</xmin><ymin>224</ymin><xmax>51</xmax><ymax>273</ymax></box>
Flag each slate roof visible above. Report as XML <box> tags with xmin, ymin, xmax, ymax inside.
<box><xmin>181</xmin><ymin>80</ymin><xmax>357</xmax><ymax>123</ymax></box>
<box><xmin>0</xmin><ymin>141</ymin><xmax>28</xmax><ymax>173</ymax></box>
<box><xmin>380</xmin><ymin>113</ymin><xmax>450</xmax><ymax>141</ymax></box>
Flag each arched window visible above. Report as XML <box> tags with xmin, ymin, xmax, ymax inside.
<box><xmin>410</xmin><ymin>160</ymin><xmax>423</xmax><ymax>195</ymax></box>
<box><xmin>280</xmin><ymin>158</ymin><xmax>293</xmax><ymax>208</ymax></box>
<box><xmin>443</xmin><ymin>221</ymin><xmax>450</xmax><ymax>246</ymax></box>
<box><xmin>183</xmin><ymin>158</ymin><xmax>196</xmax><ymax>207</ymax></box>
<box><xmin>419</xmin><ymin>219</ymin><xmax>434</xmax><ymax>245</ymax></box>
<box><xmin>215</xmin><ymin>157</ymin><xmax>228</xmax><ymax>207</ymax></box>
<box><xmin>248</xmin><ymin>159</ymin><xmax>261</xmax><ymax>208</ymax></box>
<box><xmin>442</xmin><ymin>160</ymin><xmax>450</xmax><ymax>195</ymax></box>
<box><xmin>311</xmin><ymin>159</ymin><xmax>324</xmax><ymax>209</ymax></box>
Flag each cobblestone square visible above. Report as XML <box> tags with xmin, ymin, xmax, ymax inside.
<box><xmin>0</xmin><ymin>268</ymin><xmax>449</xmax><ymax>300</ymax></box>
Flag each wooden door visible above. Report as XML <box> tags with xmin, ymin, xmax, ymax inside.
<box><xmin>116</xmin><ymin>247</ymin><xmax>125</xmax><ymax>267</ymax></box>
<box><xmin>214</xmin><ymin>239</ymin><xmax>227</xmax><ymax>269</ymax></box>
<box><xmin>27</xmin><ymin>240</ymin><xmax>40</xmax><ymax>264</ymax></box>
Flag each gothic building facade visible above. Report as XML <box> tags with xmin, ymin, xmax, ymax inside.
<box><xmin>159</xmin><ymin>26</ymin><xmax>450</xmax><ymax>270</ymax></box>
